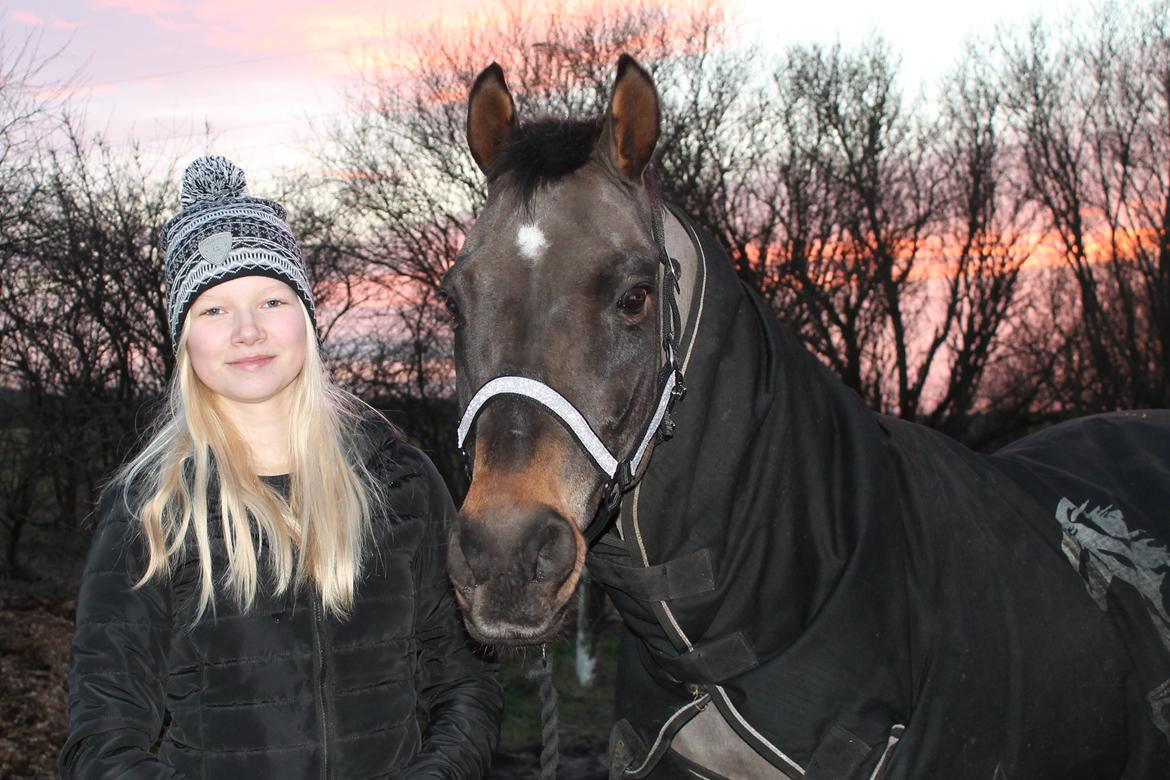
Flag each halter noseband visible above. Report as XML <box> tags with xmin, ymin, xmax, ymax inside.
<box><xmin>456</xmin><ymin>179</ymin><xmax>686</xmax><ymax>539</ymax></box>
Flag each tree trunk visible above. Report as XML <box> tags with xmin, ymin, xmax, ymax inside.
<box><xmin>575</xmin><ymin>568</ymin><xmax>607</xmax><ymax>687</ymax></box>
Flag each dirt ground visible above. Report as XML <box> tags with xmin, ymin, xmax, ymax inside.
<box><xmin>0</xmin><ymin>595</ymin><xmax>74</xmax><ymax>779</ymax></box>
<box><xmin>0</xmin><ymin>590</ymin><xmax>609</xmax><ymax>780</ymax></box>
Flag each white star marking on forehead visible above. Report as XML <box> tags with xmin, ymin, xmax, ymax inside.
<box><xmin>516</xmin><ymin>223</ymin><xmax>549</xmax><ymax>263</ymax></box>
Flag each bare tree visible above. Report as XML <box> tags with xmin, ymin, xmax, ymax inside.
<box><xmin>917</xmin><ymin>44</ymin><xmax>1041</xmax><ymax>444</ymax></box>
<box><xmin>0</xmin><ymin>31</ymin><xmax>65</xmax><ymax>255</ymax></box>
<box><xmin>1001</xmin><ymin>0</ymin><xmax>1170</xmax><ymax>411</ymax></box>
<box><xmin>0</xmin><ymin>33</ymin><xmax>73</xmax><ymax>578</ymax></box>
<box><xmin>0</xmin><ymin>122</ymin><xmax>175</xmax><ymax>576</ymax></box>
<box><xmin>664</xmin><ymin>31</ymin><xmax>1048</xmax><ymax>444</ymax></box>
<box><xmin>762</xmin><ymin>40</ymin><xmax>935</xmax><ymax>409</ymax></box>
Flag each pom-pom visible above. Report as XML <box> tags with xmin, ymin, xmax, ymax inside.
<box><xmin>181</xmin><ymin>155</ymin><xmax>247</xmax><ymax>208</ymax></box>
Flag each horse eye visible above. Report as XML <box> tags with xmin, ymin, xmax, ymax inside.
<box><xmin>618</xmin><ymin>286</ymin><xmax>649</xmax><ymax>315</ymax></box>
<box><xmin>438</xmin><ymin>290</ymin><xmax>460</xmax><ymax>318</ymax></box>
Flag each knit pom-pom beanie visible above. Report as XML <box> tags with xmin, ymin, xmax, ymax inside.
<box><xmin>160</xmin><ymin>155</ymin><xmax>315</xmax><ymax>350</ymax></box>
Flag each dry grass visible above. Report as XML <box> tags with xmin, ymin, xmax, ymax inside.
<box><xmin>0</xmin><ymin>595</ymin><xmax>74</xmax><ymax>780</ymax></box>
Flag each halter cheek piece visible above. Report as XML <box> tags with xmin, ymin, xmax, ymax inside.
<box><xmin>456</xmin><ymin>189</ymin><xmax>686</xmax><ymax>541</ymax></box>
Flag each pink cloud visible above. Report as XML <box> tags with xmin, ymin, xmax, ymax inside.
<box><xmin>11</xmin><ymin>10</ymin><xmax>46</xmax><ymax>25</ymax></box>
<box><xmin>153</xmin><ymin>16</ymin><xmax>199</xmax><ymax>31</ymax></box>
<box><xmin>85</xmin><ymin>0</ymin><xmax>195</xmax><ymax>34</ymax></box>
<box><xmin>53</xmin><ymin>18</ymin><xmax>85</xmax><ymax>29</ymax></box>
<box><xmin>89</xmin><ymin>0</ymin><xmax>182</xmax><ymax>14</ymax></box>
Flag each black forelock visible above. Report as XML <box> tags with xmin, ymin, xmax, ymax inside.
<box><xmin>487</xmin><ymin>118</ymin><xmax>603</xmax><ymax>203</ymax></box>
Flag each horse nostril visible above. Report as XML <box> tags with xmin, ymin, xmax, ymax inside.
<box><xmin>446</xmin><ymin>526</ymin><xmax>477</xmax><ymax>592</ymax></box>
<box><xmin>532</xmin><ymin>515</ymin><xmax>575</xmax><ymax>586</ymax></box>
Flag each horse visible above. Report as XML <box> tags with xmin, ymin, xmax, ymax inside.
<box><xmin>442</xmin><ymin>55</ymin><xmax>1170</xmax><ymax>779</ymax></box>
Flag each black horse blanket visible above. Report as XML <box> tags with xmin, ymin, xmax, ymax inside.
<box><xmin>587</xmin><ymin>212</ymin><xmax>1170</xmax><ymax>779</ymax></box>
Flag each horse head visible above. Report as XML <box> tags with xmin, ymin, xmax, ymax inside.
<box><xmin>444</xmin><ymin>55</ymin><xmax>676</xmax><ymax>646</ymax></box>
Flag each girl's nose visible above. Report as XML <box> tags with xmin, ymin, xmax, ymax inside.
<box><xmin>232</xmin><ymin>312</ymin><xmax>263</xmax><ymax>343</ymax></box>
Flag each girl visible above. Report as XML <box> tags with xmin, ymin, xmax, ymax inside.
<box><xmin>60</xmin><ymin>155</ymin><xmax>502</xmax><ymax>778</ymax></box>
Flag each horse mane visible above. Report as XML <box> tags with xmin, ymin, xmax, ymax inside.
<box><xmin>488</xmin><ymin>117</ymin><xmax>603</xmax><ymax>203</ymax></box>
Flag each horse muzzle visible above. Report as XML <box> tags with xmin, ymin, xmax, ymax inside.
<box><xmin>447</xmin><ymin>502</ymin><xmax>583</xmax><ymax>646</ymax></box>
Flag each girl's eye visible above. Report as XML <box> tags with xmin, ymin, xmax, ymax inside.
<box><xmin>262</xmin><ymin>298</ymin><xmax>286</xmax><ymax>308</ymax></box>
<box><xmin>201</xmin><ymin>306</ymin><xmax>224</xmax><ymax>316</ymax></box>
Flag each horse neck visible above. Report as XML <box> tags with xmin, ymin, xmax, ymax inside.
<box><xmin>644</xmin><ymin>209</ymin><xmax>905</xmax><ymax>637</ymax></box>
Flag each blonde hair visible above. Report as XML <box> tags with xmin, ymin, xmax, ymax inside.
<box><xmin>115</xmin><ymin>307</ymin><xmax>383</xmax><ymax>620</ymax></box>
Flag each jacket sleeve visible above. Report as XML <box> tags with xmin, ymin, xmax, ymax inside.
<box><xmin>405</xmin><ymin>453</ymin><xmax>504</xmax><ymax>779</ymax></box>
<box><xmin>59</xmin><ymin>493</ymin><xmax>188</xmax><ymax>779</ymax></box>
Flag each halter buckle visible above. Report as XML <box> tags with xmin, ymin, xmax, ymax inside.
<box><xmin>604</xmin><ymin>478</ymin><xmax>623</xmax><ymax>515</ymax></box>
<box><xmin>658</xmin><ymin>412</ymin><xmax>676</xmax><ymax>442</ymax></box>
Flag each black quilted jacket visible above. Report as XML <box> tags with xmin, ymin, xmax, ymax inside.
<box><xmin>60</xmin><ymin>426</ymin><xmax>502</xmax><ymax>779</ymax></box>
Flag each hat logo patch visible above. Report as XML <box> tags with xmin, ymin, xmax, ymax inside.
<box><xmin>198</xmin><ymin>231</ymin><xmax>233</xmax><ymax>265</ymax></box>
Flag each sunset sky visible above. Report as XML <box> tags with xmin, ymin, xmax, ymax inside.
<box><xmin>10</xmin><ymin>0</ymin><xmax>1085</xmax><ymax>186</ymax></box>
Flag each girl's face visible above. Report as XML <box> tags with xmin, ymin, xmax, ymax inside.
<box><xmin>185</xmin><ymin>276</ymin><xmax>308</xmax><ymax>414</ymax></box>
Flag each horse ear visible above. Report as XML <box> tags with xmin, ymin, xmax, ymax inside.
<box><xmin>601</xmin><ymin>54</ymin><xmax>661</xmax><ymax>181</ymax></box>
<box><xmin>467</xmin><ymin>63</ymin><xmax>517</xmax><ymax>175</ymax></box>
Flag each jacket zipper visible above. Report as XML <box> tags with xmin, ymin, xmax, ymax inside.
<box><xmin>312</xmin><ymin>599</ymin><xmax>333</xmax><ymax>779</ymax></box>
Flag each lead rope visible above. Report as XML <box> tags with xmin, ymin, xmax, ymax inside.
<box><xmin>527</xmin><ymin>644</ymin><xmax>559</xmax><ymax>779</ymax></box>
